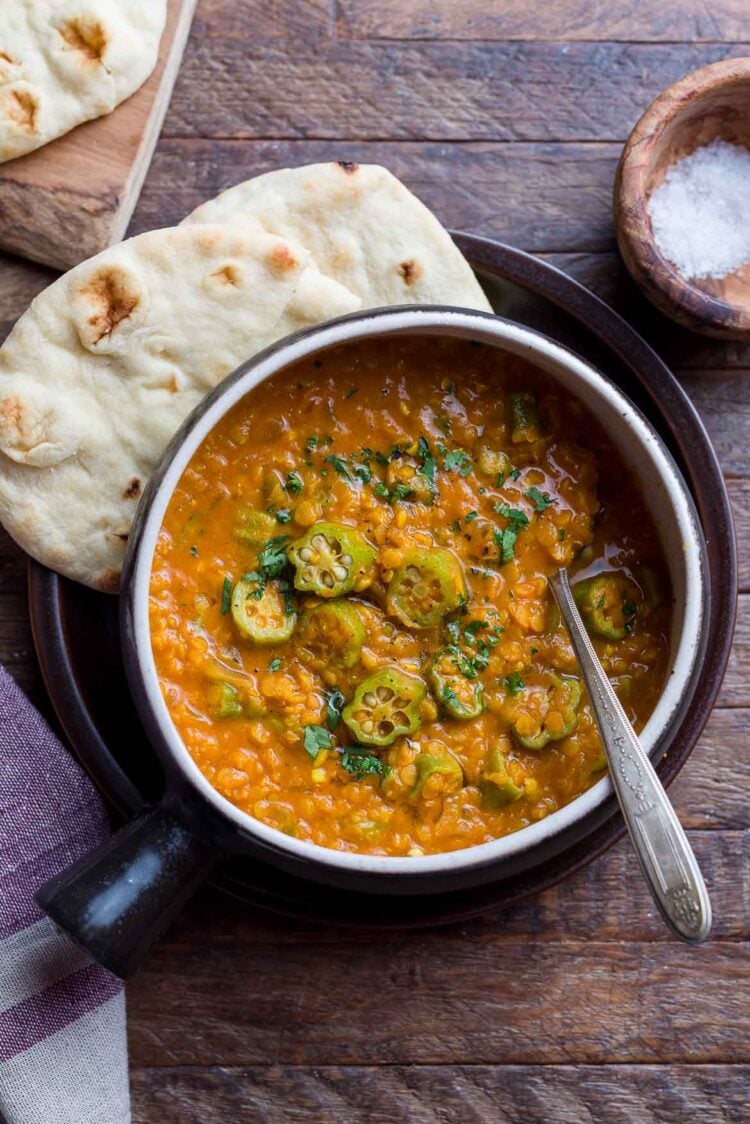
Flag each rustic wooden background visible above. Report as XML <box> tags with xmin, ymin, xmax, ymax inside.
<box><xmin>1</xmin><ymin>2</ymin><xmax>749</xmax><ymax>1120</ymax></box>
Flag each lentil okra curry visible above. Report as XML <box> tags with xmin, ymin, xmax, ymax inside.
<box><xmin>150</xmin><ymin>336</ymin><xmax>672</xmax><ymax>857</ymax></box>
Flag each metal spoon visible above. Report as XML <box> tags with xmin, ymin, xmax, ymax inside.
<box><xmin>549</xmin><ymin>567</ymin><xmax>712</xmax><ymax>944</ymax></box>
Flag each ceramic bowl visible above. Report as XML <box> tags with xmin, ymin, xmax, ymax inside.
<box><xmin>37</xmin><ymin>306</ymin><xmax>708</xmax><ymax>977</ymax></box>
<box><xmin>615</xmin><ymin>56</ymin><xmax>750</xmax><ymax>339</ymax></box>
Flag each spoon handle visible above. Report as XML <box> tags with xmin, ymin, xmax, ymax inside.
<box><xmin>549</xmin><ymin>568</ymin><xmax>711</xmax><ymax>944</ymax></box>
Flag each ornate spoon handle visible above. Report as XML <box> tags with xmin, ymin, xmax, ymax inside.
<box><xmin>549</xmin><ymin>568</ymin><xmax>711</xmax><ymax>944</ymax></box>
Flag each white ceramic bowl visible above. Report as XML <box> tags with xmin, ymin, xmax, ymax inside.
<box><xmin>123</xmin><ymin>307</ymin><xmax>707</xmax><ymax>889</ymax></box>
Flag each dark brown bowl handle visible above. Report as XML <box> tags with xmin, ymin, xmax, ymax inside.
<box><xmin>36</xmin><ymin>794</ymin><xmax>219</xmax><ymax>979</ymax></box>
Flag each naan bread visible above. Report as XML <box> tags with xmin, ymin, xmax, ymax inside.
<box><xmin>0</xmin><ymin>0</ymin><xmax>166</xmax><ymax>163</ymax></box>
<box><xmin>185</xmin><ymin>162</ymin><xmax>493</xmax><ymax>313</ymax></box>
<box><xmin>0</xmin><ymin>224</ymin><xmax>360</xmax><ymax>590</ymax></box>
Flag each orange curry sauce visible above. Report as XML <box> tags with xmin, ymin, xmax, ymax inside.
<box><xmin>150</xmin><ymin>336</ymin><xmax>672</xmax><ymax>856</ymax></box>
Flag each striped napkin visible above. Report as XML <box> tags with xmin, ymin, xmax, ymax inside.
<box><xmin>0</xmin><ymin>665</ymin><xmax>130</xmax><ymax>1124</ymax></box>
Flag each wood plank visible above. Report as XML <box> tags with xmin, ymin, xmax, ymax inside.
<box><xmin>167</xmin><ymin>41</ymin><xmax>750</xmax><ymax>142</ymax></box>
<box><xmin>191</xmin><ymin>0</ymin><xmax>333</xmax><ymax>42</ymax></box>
<box><xmin>126</xmin><ymin>941</ymin><xmax>749</xmax><ymax>1065</ymax></box>
<box><xmin>131</xmin><ymin>829</ymin><xmax>750</xmax><ymax>952</ymax></box>
<box><xmin>0</xmin><ymin>254</ymin><xmax>56</xmax><ymax>345</ymax></box>
<box><xmin>337</xmin><ymin>0</ymin><xmax>750</xmax><ymax>43</ymax></box>
<box><xmin>720</xmin><ymin>594</ymin><xmax>750</xmax><ymax>707</ymax></box>
<box><xmin>0</xmin><ymin>0</ymin><xmax>197</xmax><ymax>270</ymax></box>
<box><xmin>129</xmin><ymin>1063</ymin><xmax>750</xmax><ymax>1124</ymax></box>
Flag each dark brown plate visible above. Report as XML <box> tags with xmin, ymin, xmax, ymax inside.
<box><xmin>28</xmin><ymin>235</ymin><xmax>737</xmax><ymax>928</ymax></box>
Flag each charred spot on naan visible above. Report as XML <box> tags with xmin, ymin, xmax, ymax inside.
<box><xmin>1</xmin><ymin>86</ymin><xmax>39</xmax><ymax>132</ymax></box>
<box><xmin>0</xmin><ymin>394</ymin><xmax>76</xmax><ymax>467</ymax></box>
<box><xmin>57</xmin><ymin>18</ymin><xmax>108</xmax><ymax>65</ymax></box>
<box><xmin>72</xmin><ymin>265</ymin><xmax>147</xmax><ymax>353</ymax></box>
<box><xmin>208</xmin><ymin>264</ymin><xmax>244</xmax><ymax>288</ymax></box>
<box><xmin>398</xmin><ymin>260</ymin><xmax>423</xmax><ymax>286</ymax></box>
<box><xmin>123</xmin><ymin>477</ymin><xmax>142</xmax><ymax>500</ymax></box>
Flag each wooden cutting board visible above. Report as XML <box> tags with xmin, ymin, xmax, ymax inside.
<box><xmin>0</xmin><ymin>0</ymin><xmax>197</xmax><ymax>272</ymax></box>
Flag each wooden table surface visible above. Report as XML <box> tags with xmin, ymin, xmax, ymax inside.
<box><xmin>1</xmin><ymin>3</ymin><xmax>749</xmax><ymax>1121</ymax></box>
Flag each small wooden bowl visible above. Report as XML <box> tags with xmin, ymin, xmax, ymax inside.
<box><xmin>615</xmin><ymin>57</ymin><xmax>750</xmax><ymax>340</ymax></box>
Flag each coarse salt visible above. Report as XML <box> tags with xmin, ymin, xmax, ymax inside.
<box><xmin>647</xmin><ymin>138</ymin><xmax>750</xmax><ymax>280</ymax></box>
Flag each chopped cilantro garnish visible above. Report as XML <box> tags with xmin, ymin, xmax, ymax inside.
<box><xmin>465</xmin><ymin>511</ymin><xmax>479</xmax><ymax>523</ymax></box>
<box><xmin>190</xmin><ymin>545</ymin><xmax>198</xmax><ymax>557</ymax></box>
<box><xmin>268</xmin><ymin>657</ymin><xmax>282</xmax><ymax>672</ymax></box>
<box><xmin>504</xmin><ymin>671</ymin><xmax>525</xmax><ymax>696</ymax></box>
<box><xmin>338</xmin><ymin>748</ymin><xmax>390</xmax><ymax>780</ymax></box>
<box><xmin>449</xmin><ymin>518</ymin><xmax>462</xmax><ymax>533</ymax></box>
<box><xmin>525</xmin><ymin>486</ymin><xmax>554</xmax><ymax>512</ymax></box>
<box><xmin>442</xmin><ymin>684</ymin><xmax>463</xmax><ymax>710</ymax></box>
<box><xmin>324</xmin><ymin>453</ymin><xmax>352</xmax><ymax>481</ymax></box>
<box><xmin>275</xmin><ymin>509</ymin><xmax>292</xmax><ymax>524</ymax></box>
<box><xmin>494</xmin><ymin>526</ymin><xmax>518</xmax><ymax>565</ymax></box>
<box><xmin>352</xmin><ymin>460</ymin><xmax>372</xmax><ymax>484</ymax></box>
<box><xmin>495</xmin><ymin>503</ymin><xmax>529</xmax><ymax>528</ymax></box>
<box><xmin>416</xmin><ymin>435</ymin><xmax>438</xmax><ymax>490</ymax></box>
<box><xmin>443</xmin><ymin>448</ymin><xmax>473</xmax><ymax>476</ymax></box>
<box><xmin>390</xmin><ymin>483</ymin><xmax>413</xmax><ymax>504</ymax></box>
<box><xmin>373</xmin><ymin>481</ymin><xmax>389</xmax><ymax>499</ymax></box>
<box><xmin>510</xmin><ymin>468</ymin><xmax>521</xmax><ymax>481</ymax></box>
<box><xmin>344</xmin><ymin>386</ymin><xmax>359</xmax><ymax>399</ymax></box>
<box><xmin>530</xmin><ymin>646</ymin><xmax>538</xmax><ymax>655</ymax></box>
<box><xmin>285</xmin><ymin>471</ymin><xmax>304</xmax><ymax>495</ymax></box>
<box><xmin>559</xmin><ymin>529</ymin><xmax>567</xmax><ymax>541</ymax></box>
<box><xmin>324</xmin><ymin>687</ymin><xmax>345</xmax><ymax>732</ymax></box>
<box><xmin>220</xmin><ymin>576</ymin><xmax>233</xmax><ymax>614</ymax></box>
<box><xmin>447</xmin><ymin>382</ymin><xmax>457</xmax><ymax>395</ymax></box>
<box><xmin>496</xmin><ymin>471</ymin><xmax>506</xmax><ymax>487</ymax></box>
<box><xmin>258</xmin><ymin>535</ymin><xmax>291</xmax><ymax>578</ymax></box>
<box><xmin>303</xmin><ymin>724</ymin><xmax>333</xmax><ymax>759</ymax></box>
<box><xmin>306</xmin><ymin>435</ymin><xmax>318</xmax><ymax>450</ymax></box>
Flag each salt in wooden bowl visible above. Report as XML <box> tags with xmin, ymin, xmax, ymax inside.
<box><xmin>614</xmin><ymin>57</ymin><xmax>750</xmax><ymax>340</ymax></box>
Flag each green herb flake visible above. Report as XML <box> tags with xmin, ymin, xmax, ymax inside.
<box><xmin>503</xmin><ymin>671</ymin><xmax>525</xmax><ymax>696</ymax></box>
<box><xmin>344</xmin><ymin>386</ymin><xmax>359</xmax><ymax>399</ymax></box>
<box><xmin>390</xmin><ymin>483</ymin><xmax>413</xmax><ymax>504</ymax></box>
<box><xmin>220</xmin><ymin>576</ymin><xmax>233</xmax><ymax>615</ymax></box>
<box><xmin>373</xmin><ymin>481</ymin><xmax>389</xmax><ymax>499</ymax></box>
<box><xmin>495</xmin><ymin>503</ymin><xmax>530</xmax><ymax>529</ymax></box>
<box><xmin>416</xmin><ymin>434</ymin><xmax>438</xmax><ymax>489</ymax></box>
<box><xmin>465</xmin><ymin>511</ymin><xmax>479</xmax><ymax>523</ymax></box>
<box><xmin>303</xmin><ymin>723</ymin><xmax>333</xmax><ymax>759</ymax></box>
<box><xmin>189</xmin><ymin>545</ymin><xmax>198</xmax><ymax>557</ymax></box>
<box><xmin>275</xmin><ymin>509</ymin><xmax>293</xmax><ymax>524</ymax></box>
<box><xmin>324</xmin><ymin>687</ymin><xmax>345</xmax><ymax>732</ymax></box>
<box><xmin>324</xmin><ymin>453</ymin><xmax>352</xmax><ymax>481</ymax></box>
<box><xmin>494</xmin><ymin>526</ymin><xmax>518</xmax><ymax>565</ymax></box>
<box><xmin>338</xmin><ymin>748</ymin><xmax>390</xmax><ymax>780</ymax></box>
<box><xmin>258</xmin><ymin>535</ymin><xmax>292</xmax><ymax>578</ymax></box>
<box><xmin>306</xmin><ymin>435</ymin><xmax>318</xmax><ymax>451</ymax></box>
<box><xmin>525</xmin><ymin>486</ymin><xmax>555</xmax><ymax>512</ymax></box>
<box><xmin>449</xmin><ymin>518</ymin><xmax>462</xmax><ymax>534</ymax></box>
<box><xmin>268</xmin><ymin>657</ymin><xmax>282</xmax><ymax>673</ymax></box>
<box><xmin>285</xmin><ymin>471</ymin><xmax>304</xmax><ymax>495</ymax></box>
<box><xmin>510</xmin><ymin>468</ymin><xmax>521</xmax><ymax>481</ymax></box>
<box><xmin>443</xmin><ymin>448</ymin><xmax>473</xmax><ymax>476</ymax></box>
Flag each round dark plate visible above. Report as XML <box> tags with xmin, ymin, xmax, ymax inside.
<box><xmin>28</xmin><ymin>235</ymin><xmax>737</xmax><ymax>928</ymax></box>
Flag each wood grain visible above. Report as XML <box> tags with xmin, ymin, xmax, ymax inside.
<box><xmin>127</xmin><ymin>941</ymin><xmax>749</xmax><ymax>1066</ymax></box>
<box><xmin>337</xmin><ymin>1</ymin><xmax>750</xmax><ymax>43</ymax></box>
<box><xmin>0</xmin><ymin>0</ymin><xmax>197</xmax><ymax>270</ymax></box>
<box><xmin>168</xmin><ymin>41</ymin><xmax>750</xmax><ymax>142</ymax></box>
<box><xmin>130</xmin><ymin>1064</ymin><xmax>750</xmax><ymax>1123</ymax></box>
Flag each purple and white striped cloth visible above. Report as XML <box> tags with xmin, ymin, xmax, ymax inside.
<box><xmin>0</xmin><ymin>665</ymin><xmax>130</xmax><ymax>1124</ymax></box>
